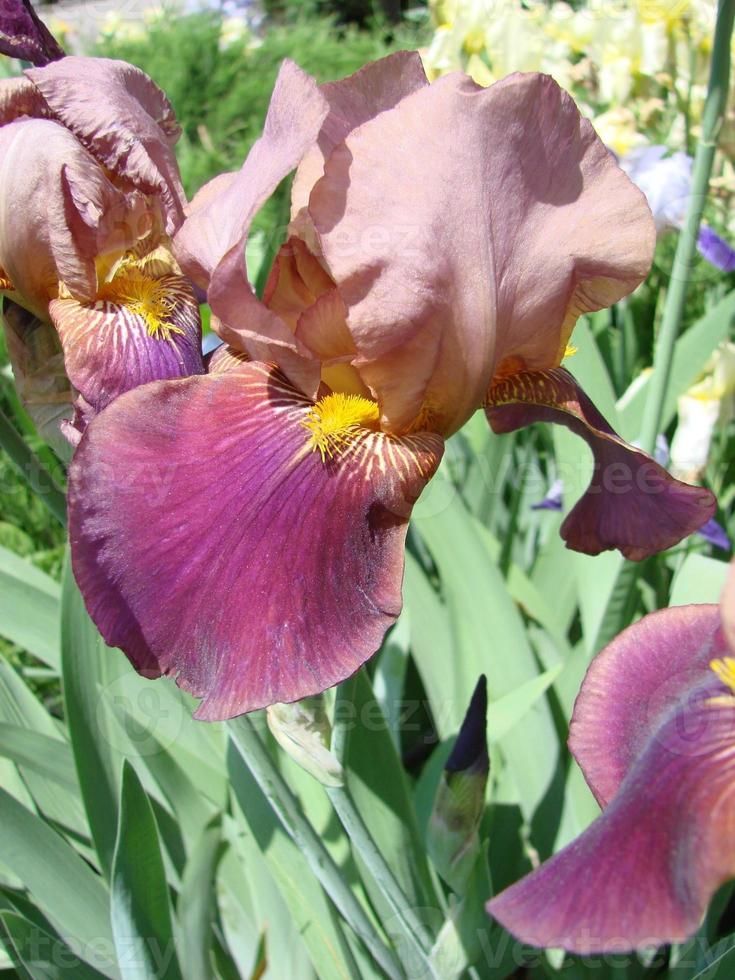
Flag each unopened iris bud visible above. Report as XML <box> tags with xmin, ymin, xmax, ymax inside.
<box><xmin>428</xmin><ymin>676</ymin><xmax>489</xmax><ymax>893</ymax></box>
<box><xmin>266</xmin><ymin>695</ymin><xmax>344</xmax><ymax>788</ymax></box>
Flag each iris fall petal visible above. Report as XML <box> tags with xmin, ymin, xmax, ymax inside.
<box><xmin>486</xmin><ymin>367</ymin><xmax>715</xmax><ymax>559</ymax></box>
<box><xmin>488</xmin><ymin>606</ymin><xmax>735</xmax><ymax>953</ymax></box>
<box><xmin>49</xmin><ymin>272</ymin><xmax>203</xmax><ymax>416</ymax></box>
<box><xmin>68</xmin><ymin>361</ymin><xmax>443</xmax><ymax>719</ymax></box>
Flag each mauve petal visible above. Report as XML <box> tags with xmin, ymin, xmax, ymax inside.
<box><xmin>310</xmin><ymin>72</ymin><xmax>654</xmax><ymax>435</ymax></box>
<box><xmin>49</xmin><ymin>273</ymin><xmax>203</xmax><ymax>416</ymax></box>
<box><xmin>67</xmin><ymin>362</ymin><xmax>443</xmax><ymax>719</ymax></box>
<box><xmin>290</xmin><ymin>50</ymin><xmax>428</xmax><ymax>217</ymax></box>
<box><xmin>722</xmin><ymin>561</ymin><xmax>735</xmax><ymax>654</ymax></box>
<box><xmin>569</xmin><ymin>604</ymin><xmax>723</xmax><ymax>808</ymax></box>
<box><xmin>488</xmin><ymin>663</ymin><xmax>735</xmax><ymax>952</ymax></box>
<box><xmin>0</xmin><ymin>118</ymin><xmax>131</xmax><ymax>316</ymax></box>
<box><xmin>26</xmin><ymin>57</ymin><xmax>185</xmax><ymax>235</ymax></box>
<box><xmin>173</xmin><ymin>60</ymin><xmax>328</xmax><ymax>394</ymax></box>
<box><xmin>0</xmin><ymin>0</ymin><xmax>64</xmax><ymax>66</ymax></box>
<box><xmin>486</xmin><ymin>367</ymin><xmax>715</xmax><ymax>560</ymax></box>
<box><xmin>262</xmin><ymin>236</ymin><xmax>334</xmax><ymax>332</ymax></box>
<box><xmin>0</xmin><ymin>75</ymin><xmax>47</xmax><ymax>123</ymax></box>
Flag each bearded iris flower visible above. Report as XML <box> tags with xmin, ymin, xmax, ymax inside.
<box><xmin>488</xmin><ymin>564</ymin><xmax>735</xmax><ymax>953</ymax></box>
<box><xmin>0</xmin><ymin>55</ymin><xmax>203</xmax><ymax>442</ymax></box>
<box><xmin>67</xmin><ymin>53</ymin><xmax>714</xmax><ymax>719</ymax></box>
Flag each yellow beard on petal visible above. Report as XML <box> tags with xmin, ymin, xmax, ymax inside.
<box><xmin>710</xmin><ymin>657</ymin><xmax>735</xmax><ymax>697</ymax></box>
<box><xmin>302</xmin><ymin>392</ymin><xmax>380</xmax><ymax>461</ymax></box>
<box><xmin>98</xmin><ymin>266</ymin><xmax>183</xmax><ymax>342</ymax></box>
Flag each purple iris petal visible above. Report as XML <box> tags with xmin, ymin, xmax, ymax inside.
<box><xmin>487</xmin><ymin>367</ymin><xmax>716</xmax><ymax>560</ymax></box>
<box><xmin>0</xmin><ymin>0</ymin><xmax>64</xmax><ymax>66</ymax></box>
<box><xmin>488</xmin><ymin>605</ymin><xmax>735</xmax><ymax>953</ymax></box>
<box><xmin>697</xmin><ymin>517</ymin><xmax>731</xmax><ymax>551</ymax></box>
<box><xmin>68</xmin><ymin>358</ymin><xmax>443</xmax><ymax>719</ymax></box>
<box><xmin>697</xmin><ymin>225</ymin><xmax>735</xmax><ymax>273</ymax></box>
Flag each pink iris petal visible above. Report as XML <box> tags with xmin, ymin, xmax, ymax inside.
<box><xmin>67</xmin><ymin>360</ymin><xmax>443</xmax><ymax>719</ymax></box>
<box><xmin>0</xmin><ymin>118</ymin><xmax>135</xmax><ymax>317</ymax></box>
<box><xmin>290</xmin><ymin>50</ymin><xmax>428</xmax><ymax>218</ymax></box>
<box><xmin>488</xmin><ymin>605</ymin><xmax>735</xmax><ymax>953</ymax></box>
<box><xmin>25</xmin><ymin>57</ymin><xmax>185</xmax><ymax>235</ymax></box>
<box><xmin>0</xmin><ymin>0</ymin><xmax>64</xmax><ymax>66</ymax></box>
<box><xmin>310</xmin><ymin>71</ymin><xmax>654</xmax><ymax>435</ymax></box>
<box><xmin>722</xmin><ymin>562</ymin><xmax>735</xmax><ymax>654</ymax></box>
<box><xmin>486</xmin><ymin>367</ymin><xmax>715</xmax><ymax>560</ymax></box>
<box><xmin>173</xmin><ymin>60</ymin><xmax>328</xmax><ymax>394</ymax></box>
<box><xmin>49</xmin><ymin>274</ymin><xmax>203</xmax><ymax>417</ymax></box>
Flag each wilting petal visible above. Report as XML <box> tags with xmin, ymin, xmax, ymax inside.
<box><xmin>290</xmin><ymin>50</ymin><xmax>428</xmax><ymax>217</ymax></box>
<box><xmin>0</xmin><ymin>118</ymin><xmax>133</xmax><ymax>316</ymax></box>
<box><xmin>49</xmin><ymin>271</ymin><xmax>203</xmax><ymax>416</ymax></box>
<box><xmin>0</xmin><ymin>0</ymin><xmax>64</xmax><ymax>66</ymax></box>
<box><xmin>486</xmin><ymin>367</ymin><xmax>715</xmax><ymax>560</ymax></box>
<box><xmin>174</xmin><ymin>60</ymin><xmax>327</xmax><ymax>393</ymax></box>
<box><xmin>68</xmin><ymin>362</ymin><xmax>443</xmax><ymax>719</ymax></box>
<box><xmin>26</xmin><ymin>57</ymin><xmax>185</xmax><ymax>234</ymax></box>
<box><xmin>488</xmin><ymin>608</ymin><xmax>735</xmax><ymax>952</ymax></box>
<box><xmin>310</xmin><ymin>72</ymin><xmax>654</xmax><ymax>434</ymax></box>
<box><xmin>1</xmin><ymin>298</ymin><xmax>74</xmax><ymax>457</ymax></box>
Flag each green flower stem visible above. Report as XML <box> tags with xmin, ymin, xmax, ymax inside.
<box><xmin>324</xmin><ymin>785</ymin><xmax>440</xmax><ymax>977</ymax></box>
<box><xmin>639</xmin><ymin>0</ymin><xmax>735</xmax><ymax>454</ymax></box>
<box><xmin>328</xmin><ymin>678</ymin><xmax>440</xmax><ymax>978</ymax></box>
<box><xmin>227</xmin><ymin>715</ymin><xmax>404</xmax><ymax>980</ymax></box>
<box><xmin>0</xmin><ymin>406</ymin><xmax>67</xmax><ymax>527</ymax></box>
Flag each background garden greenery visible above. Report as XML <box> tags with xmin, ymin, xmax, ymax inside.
<box><xmin>1</xmin><ymin>2</ymin><xmax>734</xmax><ymax>978</ymax></box>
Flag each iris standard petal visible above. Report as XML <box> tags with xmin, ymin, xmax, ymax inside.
<box><xmin>173</xmin><ymin>60</ymin><xmax>327</xmax><ymax>393</ymax></box>
<box><xmin>290</xmin><ymin>50</ymin><xmax>428</xmax><ymax>217</ymax></box>
<box><xmin>49</xmin><ymin>270</ymin><xmax>203</xmax><ymax>416</ymax></box>
<box><xmin>25</xmin><ymin>57</ymin><xmax>185</xmax><ymax>234</ymax></box>
<box><xmin>488</xmin><ymin>610</ymin><xmax>735</xmax><ymax>953</ymax></box>
<box><xmin>0</xmin><ymin>118</ymin><xmax>132</xmax><ymax>316</ymax></box>
<box><xmin>0</xmin><ymin>0</ymin><xmax>64</xmax><ymax>66</ymax></box>
<box><xmin>486</xmin><ymin>367</ymin><xmax>715</xmax><ymax>560</ymax></box>
<box><xmin>310</xmin><ymin>71</ymin><xmax>654</xmax><ymax>435</ymax></box>
<box><xmin>67</xmin><ymin>361</ymin><xmax>443</xmax><ymax>719</ymax></box>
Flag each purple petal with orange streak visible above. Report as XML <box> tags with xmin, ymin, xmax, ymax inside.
<box><xmin>0</xmin><ymin>0</ymin><xmax>64</xmax><ymax>66</ymax></box>
<box><xmin>488</xmin><ymin>605</ymin><xmax>735</xmax><ymax>953</ymax></box>
<box><xmin>67</xmin><ymin>361</ymin><xmax>443</xmax><ymax>719</ymax></box>
<box><xmin>486</xmin><ymin>367</ymin><xmax>715</xmax><ymax>560</ymax></box>
<box><xmin>49</xmin><ymin>274</ymin><xmax>203</xmax><ymax>417</ymax></box>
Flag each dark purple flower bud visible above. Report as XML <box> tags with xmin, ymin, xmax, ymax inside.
<box><xmin>429</xmin><ymin>676</ymin><xmax>489</xmax><ymax>892</ymax></box>
<box><xmin>0</xmin><ymin>0</ymin><xmax>64</xmax><ymax>67</ymax></box>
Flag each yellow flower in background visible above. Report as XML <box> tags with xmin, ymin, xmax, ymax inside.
<box><xmin>592</xmin><ymin>108</ymin><xmax>649</xmax><ymax>157</ymax></box>
<box><xmin>670</xmin><ymin>343</ymin><xmax>735</xmax><ymax>483</ymax></box>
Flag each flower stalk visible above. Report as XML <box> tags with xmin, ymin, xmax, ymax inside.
<box><xmin>639</xmin><ymin>0</ymin><xmax>735</xmax><ymax>455</ymax></box>
<box><xmin>327</xmin><ymin>676</ymin><xmax>440</xmax><ymax>978</ymax></box>
<box><xmin>227</xmin><ymin>715</ymin><xmax>404</xmax><ymax>980</ymax></box>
